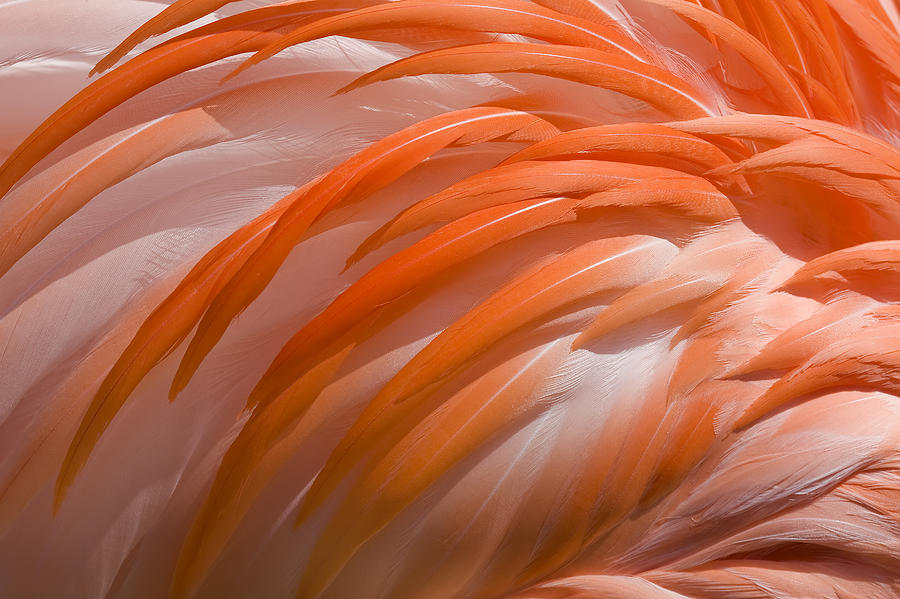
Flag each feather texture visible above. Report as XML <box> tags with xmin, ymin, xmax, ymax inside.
<box><xmin>4</xmin><ymin>1</ymin><xmax>900</xmax><ymax>598</ymax></box>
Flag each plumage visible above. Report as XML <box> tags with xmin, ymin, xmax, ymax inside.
<box><xmin>91</xmin><ymin>0</ymin><xmax>241</xmax><ymax>75</ymax></box>
<box><xmin>336</xmin><ymin>42</ymin><xmax>717</xmax><ymax>118</ymax></box>
<box><xmin>3</xmin><ymin>1</ymin><xmax>900</xmax><ymax>598</ymax></box>
<box><xmin>0</xmin><ymin>8</ymin><xmax>283</xmax><ymax>198</ymax></box>
<box><xmin>170</xmin><ymin>318</ymin><xmax>367</xmax><ymax>599</ymax></box>
<box><xmin>294</xmin><ymin>235</ymin><xmax>677</xmax><ymax>526</ymax></box>
<box><xmin>638</xmin><ymin>0</ymin><xmax>813</xmax><ymax>118</ymax></box>
<box><xmin>170</xmin><ymin>107</ymin><xmax>558</xmax><ymax>400</ymax></box>
<box><xmin>54</xmin><ymin>179</ymin><xmax>306</xmax><ymax>507</ymax></box>
<box><xmin>353</xmin><ymin>160</ymin><xmax>695</xmax><ymax>261</ymax></box>
<box><xmin>736</xmin><ymin>324</ymin><xmax>900</xmax><ymax>428</ymax></box>
<box><xmin>248</xmin><ymin>195</ymin><xmax>583</xmax><ymax>407</ymax></box>
<box><xmin>223</xmin><ymin>0</ymin><xmax>653</xmax><ymax>84</ymax></box>
<box><xmin>574</xmin><ymin>230</ymin><xmax>758</xmax><ymax>349</ymax></box>
<box><xmin>501</xmin><ymin>122</ymin><xmax>740</xmax><ymax>173</ymax></box>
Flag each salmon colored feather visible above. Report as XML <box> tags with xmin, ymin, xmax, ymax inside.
<box><xmin>91</xmin><ymin>0</ymin><xmax>242</xmax><ymax>75</ymax></box>
<box><xmin>293</xmin><ymin>235</ymin><xmax>678</xmax><ymax>527</ymax></box>
<box><xmin>4</xmin><ymin>1</ymin><xmax>900</xmax><ymax>598</ymax></box>
<box><xmin>337</xmin><ymin>42</ymin><xmax>717</xmax><ymax>118</ymax></box>
<box><xmin>169</xmin><ymin>107</ymin><xmax>558</xmax><ymax>400</ymax></box>
<box><xmin>53</xmin><ymin>181</ymin><xmax>311</xmax><ymax>507</ymax></box>
<box><xmin>248</xmin><ymin>195</ymin><xmax>583</xmax><ymax>407</ymax></box>
<box><xmin>351</xmin><ymin>160</ymin><xmax>689</xmax><ymax>262</ymax></box>
<box><xmin>223</xmin><ymin>0</ymin><xmax>653</xmax><ymax>83</ymax></box>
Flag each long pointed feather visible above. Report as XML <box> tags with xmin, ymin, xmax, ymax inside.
<box><xmin>296</xmin><ymin>339</ymin><xmax>572</xmax><ymax>599</ymax></box>
<box><xmin>573</xmin><ymin>232</ymin><xmax>758</xmax><ymax>349</ymax></box>
<box><xmin>638</xmin><ymin>0</ymin><xmax>812</xmax><ymax>117</ymax></box>
<box><xmin>670</xmin><ymin>114</ymin><xmax>900</xmax><ymax>169</ymax></box>
<box><xmin>501</xmin><ymin>122</ymin><xmax>738</xmax><ymax>173</ymax></box>
<box><xmin>727</xmin><ymin>296</ymin><xmax>887</xmax><ymax>376</ymax></box>
<box><xmin>335</xmin><ymin>42</ymin><xmax>717</xmax><ymax>118</ymax></box>
<box><xmin>169</xmin><ymin>108</ymin><xmax>559</xmax><ymax>400</ymax></box>
<box><xmin>252</xmin><ymin>177</ymin><xmax>737</xmax><ymax>413</ymax></box>
<box><xmin>52</xmin><ymin>181</ymin><xmax>309</xmax><ymax>507</ymax></box>
<box><xmin>0</xmin><ymin>105</ymin><xmax>228</xmax><ymax>277</ymax></box>
<box><xmin>246</xmin><ymin>195</ymin><xmax>583</xmax><ymax>409</ymax></box>
<box><xmin>291</xmin><ymin>236</ymin><xmax>677</xmax><ymax>537</ymax></box>
<box><xmin>735</xmin><ymin>324</ymin><xmax>900</xmax><ymax>428</ymax></box>
<box><xmin>290</xmin><ymin>182</ymin><xmax>739</xmax><ymax>528</ymax></box>
<box><xmin>170</xmin><ymin>313</ymin><xmax>373</xmax><ymax>599</ymax></box>
<box><xmin>91</xmin><ymin>0</ymin><xmax>242</xmax><ymax>75</ymax></box>
<box><xmin>373</xmin><ymin>236</ymin><xmax>675</xmax><ymax>402</ymax></box>
<box><xmin>781</xmin><ymin>240</ymin><xmax>900</xmax><ymax>286</ymax></box>
<box><xmin>350</xmin><ymin>160</ymin><xmax>686</xmax><ymax>264</ymax></box>
<box><xmin>0</xmin><ymin>2</ymin><xmax>372</xmax><ymax>199</ymax></box>
<box><xmin>224</xmin><ymin>0</ymin><xmax>653</xmax><ymax>82</ymax></box>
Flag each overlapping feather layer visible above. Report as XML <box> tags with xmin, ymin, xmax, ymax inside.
<box><xmin>2</xmin><ymin>0</ymin><xmax>900</xmax><ymax>597</ymax></box>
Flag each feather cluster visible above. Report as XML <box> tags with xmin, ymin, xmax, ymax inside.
<box><xmin>2</xmin><ymin>0</ymin><xmax>900</xmax><ymax>597</ymax></box>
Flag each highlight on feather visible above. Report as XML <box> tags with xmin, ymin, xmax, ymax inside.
<box><xmin>3</xmin><ymin>1</ymin><xmax>900</xmax><ymax>598</ymax></box>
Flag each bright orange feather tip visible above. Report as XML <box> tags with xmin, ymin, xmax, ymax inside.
<box><xmin>90</xmin><ymin>0</ymin><xmax>238</xmax><ymax>75</ymax></box>
<box><xmin>3</xmin><ymin>0</ymin><xmax>900</xmax><ymax>598</ymax></box>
